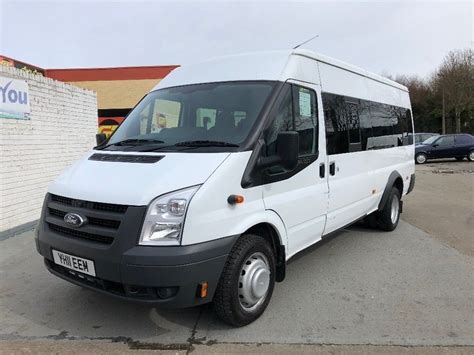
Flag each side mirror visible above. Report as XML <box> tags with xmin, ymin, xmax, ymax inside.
<box><xmin>276</xmin><ymin>131</ymin><xmax>299</xmax><ymax>170</ymax></box>
<box><xmin>96</xmin><ymin>133</ymin><xmax>107</xmax><ymax>146</ymax></box>
<box><xmin>432</xmin><ymin>143</ymin><xmax>438</xmax><ymax>148</ymax></box>
<box><xmin>259</xmin><ymin>131</ymin><xmax>299</xmax><ymax>170</ymax></box>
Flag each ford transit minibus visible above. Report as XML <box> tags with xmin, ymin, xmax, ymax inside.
<box><xmin>35</xmin><ymin>49</ymin><xmax>415</xmax><ymax>326</ymax></box>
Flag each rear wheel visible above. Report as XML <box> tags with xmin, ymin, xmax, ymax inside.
<box><xmin>415</xmin><ymin>153</ymin><xmax>427</xmax><ymax>164</ymax></box>
<box><xmin>377</xmin><ymin>187</ymin><xmax>401</xmax><ymax>231</ymax></box>
<box><xmin>468</xmin><ymin>150</ymin><xmax>474</xmax><ymax>162</ymax></box>
<box><xmin>214</xmin><ymin>234</ymin><xmax>275</xmax><ymax>327</ymax></box>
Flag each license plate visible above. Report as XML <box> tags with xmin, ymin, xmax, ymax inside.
<box><xmin>52</xmin><ymin>250</ymin><xmax>96</xmax><ymax>276</ymax></box>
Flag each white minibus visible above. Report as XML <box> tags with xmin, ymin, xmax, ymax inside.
<box><xmin>35</xmin><ymin>49</ymin><xmax>415</xmax><ymax>326</ymax></box>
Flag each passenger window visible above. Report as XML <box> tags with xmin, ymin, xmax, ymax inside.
<box><xmin>455</xmin><ymin>135</ymin><xmax>471</xmax><ymax>145</ymax></box>
<box><xmin>359</xmin><ymin>100</ymin><xmax>373</xmax><ymax>151</ymax></box>
<box><xmin>266</xmin><ymin>84</ymin><xmax>318</xmax><ymax>157</ymax></box>
<box><xmin>436</xmin><ymin>136</ymin><xmax>454</xmax><ymax>146</ymax></box>
<box><xmin>293</xmin><ymin>86</ymin><xmax>317</xmax><ymax>155</ymax></box>
<box><xmin>346</xmin><ymin>101</ymin><xmax>361</xmax><ymax>152</ymax></box>
<box><xmin>323</xmin><ymin>93</ymin><xmax>349</xmax><ymax>154</ymax></box>
<box><xmin>266</xmin><ymin>86</ymin><xmax>293</xmax><ymax>156</ymax></box>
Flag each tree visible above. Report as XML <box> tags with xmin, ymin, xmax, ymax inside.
<box><xmin>434</xmin><ymin>49</ymin><xmax>473</xmax><ymax>133</ymax></box>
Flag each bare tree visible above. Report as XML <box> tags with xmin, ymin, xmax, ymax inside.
<box><xmin>435</xmin><ymin>49</ymin><xmax>473</xmax><ymax>133</ymax></box>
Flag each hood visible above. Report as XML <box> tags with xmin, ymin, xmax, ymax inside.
<box><xmin>48</xmin><ymin>151</ymin><xmax>230</xmax><ymax>206</ymax></box>
<box><xmin>415</xmin><ymin>144</ymin><xmax>429</xmax><ymax>150</ymax></box>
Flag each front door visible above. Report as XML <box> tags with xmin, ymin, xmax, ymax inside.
<box><xmin>262</xmin><ymin>81</ymin><xmax>328</xmax><ymax>258</ymax></box>
<box><xmin>430</xmin><ymin>135</ymin><xmax>455</xmax><ymax>158</ymax></box>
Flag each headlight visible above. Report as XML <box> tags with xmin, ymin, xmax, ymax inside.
<box><xmin>139</xmin><ymin>186</ymin><xmax>200</xmax><ymax>246</ymax></box>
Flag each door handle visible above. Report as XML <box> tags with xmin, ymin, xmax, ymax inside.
<box><xmin>329</xmin><ymin>161</ymin><xmax>336</xmax><ymax>176</ymax></box>
<box><xmin>319</xmin><ymin>163</ymin><xmax>325</xmax><ymax>178</ymax></box>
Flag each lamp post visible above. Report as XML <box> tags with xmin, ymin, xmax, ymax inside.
<box><xmin>437</xmin><ymin>73</ymin><xmax>446</xmax><ymax>134</ymax></box>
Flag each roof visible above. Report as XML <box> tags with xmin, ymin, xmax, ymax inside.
<box><xmin>153</xmin><ymin>49</ymin><xmax>408</xmax><ymax>92</ymax></box>
<box><xmin>46</xmin><ymin>65</ymin><xmax>179</xmax><ymax>82</ymax></box>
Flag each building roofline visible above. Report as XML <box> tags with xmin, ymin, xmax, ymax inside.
<box><xmin>45</xmin><ymin>65</ymin><xmax>180</xmax><ymax>82</ymax></box>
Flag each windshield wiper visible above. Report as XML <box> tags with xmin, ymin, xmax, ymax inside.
<box><xmin>98</xmin><ymin>138</ymin><xmax>165</xmax><ymax>149</ymax></box>
<box><xmin>174</xmin><ymin>140</ymin><xmax>240</xmax><ymax>147</ymax></box>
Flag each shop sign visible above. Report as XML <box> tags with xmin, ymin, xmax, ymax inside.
<box><xmin>0</xmin><ymin>76</ymin><xmax>30</xmax><ymax>120</ymax></box>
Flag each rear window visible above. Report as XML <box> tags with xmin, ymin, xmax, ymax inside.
<box><xmin>455</xmin><ymin>135</ymin><xmax>473</xmax><ymax>144</ymax></box>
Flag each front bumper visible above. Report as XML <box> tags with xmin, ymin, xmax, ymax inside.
<box><xmin>36</xmin><ymin>193</ymin><xmax>238</xmax><ymax>308</ymax></box>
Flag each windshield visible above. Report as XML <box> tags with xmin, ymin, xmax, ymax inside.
<box><xmin>103</xmin><ymin>81</ymin><xmax>276</xmax><ymax>152</ymax></box>
<box><xmin>422</xmin><ymin>136</ymin><xmax>438</xmax><ymax>145</ymax></box>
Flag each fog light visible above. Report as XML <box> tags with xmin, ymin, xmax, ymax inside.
<box><xmin>156</xmin><ymin>286</ymin><xmax>179</xmax><ymax>299</ymax></box>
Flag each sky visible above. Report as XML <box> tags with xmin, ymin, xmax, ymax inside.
<box><xmin>0</xmin><ymin>0</ymin><xmax>472</xmax><ymax>78</ymax></box>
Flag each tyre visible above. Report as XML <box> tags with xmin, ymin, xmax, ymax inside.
<box><xmin>468</xmin><ymin>150</ymin><xmax>474</xmax><ymax>162</ymax></box>
<box><xmin>377</xmin><ymin>187</ymin><xmax>401</xmax><ymax>231</ymax></box>
<box><xmin>415</xmin><ymin>153</ymin><xmax>427</xmax><ymax>164</ymax></box>
<box><xmin>455</xmin><ymin>157</ymin><xmax>464</xmax><ymax>161</ymax></box>
<box><xmin>214</xmin><ymin>234</ymin><xmax>276</xmax><ymax>327</ymax></box>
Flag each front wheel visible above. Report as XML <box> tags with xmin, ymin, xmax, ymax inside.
<box><xmin>213</xmin><ymin>234</ymin><xmax>275</xmax><ymax>327</ymax></box>
<box><xmin>415</xmin><ymin>153</ymin><xmax>427</xmax><ymax>164</ymax></box>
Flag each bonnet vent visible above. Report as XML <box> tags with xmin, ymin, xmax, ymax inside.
<box><xmin>89</xmin><ymin>153</ymin><xmax>164</xmax><ymax>164</ymax></box>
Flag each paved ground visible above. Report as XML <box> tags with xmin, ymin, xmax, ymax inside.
<box><xmin>0</xmin><ymin>158</ymin><xmax>473</xmax><ymax>353</ymax></box>
<box><xmin>403</xmin><ymin>159</ymin><xmax>474</xmax><ymax>256</ymax></box>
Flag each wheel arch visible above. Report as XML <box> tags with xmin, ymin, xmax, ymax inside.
<box><xmin>378</xmin><ymin>171</ymin><xmax>404</xmax><ymax>212</ymax></box>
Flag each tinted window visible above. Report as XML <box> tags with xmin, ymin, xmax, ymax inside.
<box><xmin>436</xmin><ymin>136</ymin><xmax>455</xmax><ymax>146</ymax></box>
<box><xmin>455</xmin><ymin>135</ymin><xmax>473</xmax><ymax>145</ymax></box>
<box><xmin>359</xmin><ymin>100</ymin><xmax>373</xmax><ymax>151</ymax></box>
<box><xmin>323</xmin><ymin>93</ymin><xmax>349</xmax><ymax>154</ymax></box>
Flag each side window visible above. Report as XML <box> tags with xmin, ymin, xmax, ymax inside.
<box><xmin>436</xmin><ymin>136</ymin><xmax>454</xmax><ymax>146</ymax></box>
<box><xmin>346</xmin><ymin>100</ymin><xmax>361</xmax><ymax>152</ymax></box>
<box><xmin>292</xmin><ymin>86</ymin><xmax>318</xmax><ymax>155</ymax></box>
<box><xmin>266</xmin><ymin>84</ymin><xmax>318</xmax><ymax>157</ymax></box>
<box><xmin>455</xmin><ymin>135</ymin><xmax>471</xmax><ymax>145</ymax></box>
<box><xmin>265</xmin><ymin>85</ymin><xmax>293</xmax><ymax>156</ymax></box>
<box><xmin>359</xmin><ymin>100</ymin><xmax>373</xmax><ymax>151</ymax></box>
<box><xmin>323</xmin><ymin>93</ymin><xmax>349</xmax><ymax>154</ymax></box>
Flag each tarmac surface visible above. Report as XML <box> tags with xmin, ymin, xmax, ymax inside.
<box><xmin>0</xmin><ymin>159</ymin><xmax>473</xmax><ymax>353</ymax></box>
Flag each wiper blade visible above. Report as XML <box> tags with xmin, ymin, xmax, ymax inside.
<box><xmin>174</xmin><ymin>140</ymin><xmax>240</xmax><ymax>147</ymax></box>
<box><xmin>99</xmin><ymin>138</ymin><xmax>165</xmax><ymax>149</ymax></box>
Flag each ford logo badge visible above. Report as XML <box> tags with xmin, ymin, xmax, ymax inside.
<box><xmin>64</xmin><ymin>212</ymin><xmax>86</xmax><ymax>228</ymax></box>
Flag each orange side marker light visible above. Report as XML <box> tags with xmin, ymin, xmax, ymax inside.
<box><xmin>197</xmin><ymin>281</ymin><xmax>208</xmax><ymax>298</ymax></box>
<box><xmin>227</xmin><ymin>194</ymin><xmax>244</xmax><ymax>205</ymax></box>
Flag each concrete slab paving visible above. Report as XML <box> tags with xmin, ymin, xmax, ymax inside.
<box><xmin>0</xmin><ymin>221</ymin><xmax>473</xmax><ymax>351</ymax></box>
<box><xmin>194</xmin><ymin>222</ymin><xmax>474</xmax><ymax>346</ymax></box>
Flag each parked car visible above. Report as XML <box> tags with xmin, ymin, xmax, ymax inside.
<box><xmin>415</xmin><ymin>134</ymin><xmax>474</xmax><ymax>164</ymax></box>
<box><xmin>413</xmin><ymin>132</ymin><xmax>438</xmax><ymax>145</ymax></box>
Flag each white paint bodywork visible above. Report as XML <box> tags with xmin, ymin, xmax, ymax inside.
<box><xmin>50</xmin><ymin>49</ymin><xmax>414</xmax><ymax>261</ymax></box>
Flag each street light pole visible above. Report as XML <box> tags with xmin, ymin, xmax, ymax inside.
<box><xmin>442</xmin><ymin>88</ymin><xmax>446</xmax><ymax>134</ymax></box>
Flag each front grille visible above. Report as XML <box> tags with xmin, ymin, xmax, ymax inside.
<box><xmin>48</xmin><ymin>223</ymin><xmax>114</xmax><ymax>244</ymax></box>
<box><xmin>51</xmin><ymin>194</ymin><xmax>127</xmax><ymax>214</ymax></box>
<box><xmin>46</xmin><ymin>194</ymin><xmax>127</xmax><ymax>245</ymax></box>
<box><xmin>48</xmin><ymin>208</ymin><xmax>121</xmax><ymax>229</ymax></box>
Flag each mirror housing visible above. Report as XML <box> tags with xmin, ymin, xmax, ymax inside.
<box><xmin>96</xmin><ymin>133</ymin><xmax>107</xmax><ymax>146</ymax></box>
<box><xmin>259</xmin><ymin>131</ymin><xmax>299</xmax><ymax>171</ymax></box>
